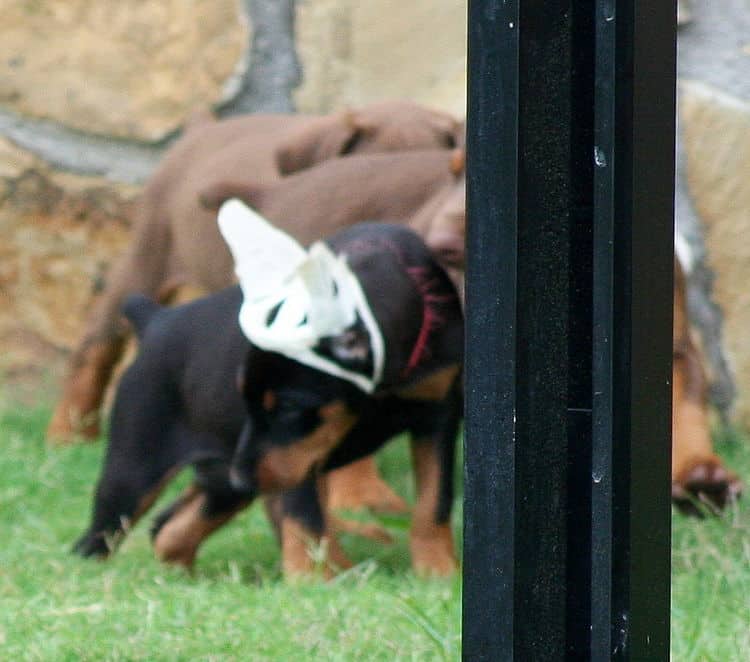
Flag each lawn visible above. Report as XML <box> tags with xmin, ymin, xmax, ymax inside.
<box><xmin>1</xmin><ymin>399</ymin><xmax>748</xmax><ymax>660</ymax></box>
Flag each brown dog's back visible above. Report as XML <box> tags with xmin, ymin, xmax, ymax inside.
<box><xmin>169</xmin><ymin>149</ymin><xmax>462</xmax><ymax>292</ymax></box>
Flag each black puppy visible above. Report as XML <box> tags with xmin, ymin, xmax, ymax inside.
<box><xmin>73</xmin><ymin>220</ymin><xmax>463</xmax><ymax>578</ymax></box>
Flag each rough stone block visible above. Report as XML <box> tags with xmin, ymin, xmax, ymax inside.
<box><xmin>0</xmin><ymin>0</ymin><xmax>248</xmax><ymax>141</ymax></box>
<box><xmin>294</xmin><ymin>0</ymin><xmax>466</xmax><ymax>117</ymax></box>
<box><xmin>0</xmin><ymin>138</ymin><xmax>136</xmax><ymax>384</ymax></box>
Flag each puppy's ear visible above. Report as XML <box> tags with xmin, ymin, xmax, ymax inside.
<box><xmin>275</xmin><ymin>112</ymin><xmax>363</xmax><ymax>175</ymax></box>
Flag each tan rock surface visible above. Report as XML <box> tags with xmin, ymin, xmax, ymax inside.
<box><xmin>0</xmin><ymin>138</ymin><xmax>137</xmax><ymax>385</ymax></box>
<box><xmin>0</xmin><ymin>0</ymin><xmax>248</xmax><ymax>141</ymax></box>
<box><xmin>295</xmin><ymin>0</ymin><xmax>466</xmax><ymax>117</ymax></box>
<box><xmin>681</xmin><ymin>80</ymin><xmax>750</xmax><ymax>424</ymax></box>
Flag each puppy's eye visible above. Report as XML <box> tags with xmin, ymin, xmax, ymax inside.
<box><xmin>262</xmin><ymin>390</ymin><xmax>276</xmax><ymax>411</ymax></box>
<box><xmin>271</xmin><ymin>403</ymin><xmax>320</xmax><ymax>439</ymax></box>
<box><xmin>341</xmin><ymin>130</ymin><xmax>363</xmax><ymax>155</ymax></box>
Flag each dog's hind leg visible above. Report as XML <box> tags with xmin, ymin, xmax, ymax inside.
<box><xmin>72</xmin><ymin>459</ymin><xmax>181</xmax><ymax>559</ymax></box>
<box><xmin>151</xmin><ymin>460</ymin><xmax>250</xmax><ymax>568</ymax></box>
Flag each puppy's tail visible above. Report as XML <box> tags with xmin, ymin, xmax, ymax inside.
<box><xmin>122</xmin><ymin>294</ymin><xmax>162</xmax><ymax>338</ymax></box>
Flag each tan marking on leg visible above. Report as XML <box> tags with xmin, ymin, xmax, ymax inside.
<box><xmin>409</xmin><ymin>441</ymin><xmax>456</xmax><ymax>577</ymax></box>
<box><xmin>256</xmin><ymin>401</ymin><xmax>358</xmax><ymax>491</ymax></box>
<box><xmin>153</xmin><ymin>490</ymin><xmax>247</xmax><ymax>568</ymax></box>
<box><xmin>396</xmin><ymin>365</ymin><xmax>460</xmax><ymax>401</ymax></box>
<box><xmin>327</xmin><ymin>456</ymin><xmax>408</xmax><ymax>514</ymax></box>
<box><xmin>47</xmin><ymin>339</ymin><xmax>125</xmax><ymax>443</ymax></box>
<box><xmin>672</xmin><ymin>353</ymin><xmax>716</xmax><ymax>483</ymax></box>
<box><xmin>671</xmin><ymin>260</ymin><xmax>721</xmax><ymax>482</ymax></box>
<box><xmin>280</xmin><ymin>473</ymin><xmax>352</xmax><ymax>580</ymax></box>
<box><xmin>280</xmin><ymin>517</ymin><xmax>352</xmax><ymax>581</ymax></box>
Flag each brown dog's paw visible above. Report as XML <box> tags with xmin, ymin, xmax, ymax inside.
<box><xmin>672</xmin><ymin>460</ymin><xmax>742</xmax><ymax>516</ymax></box>
<box><xmin>46</xmin><ymin>407</ymin><xmax>100</xmax><ymax>445</ymax></box>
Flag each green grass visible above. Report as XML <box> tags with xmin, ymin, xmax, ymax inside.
<box><xmin>0</xmin><ymin>403</ymin><xmax>460</xmax><ymax>661</ymax></box>
<box><xmin>671</xmin><ymin>427</ymin><xmax>750</xmax><ymax>662</ymax></box>
<box><xmin>1</xmin><ymin>402</ymin><xmax>748</xmax><ymax>660</ymax></box>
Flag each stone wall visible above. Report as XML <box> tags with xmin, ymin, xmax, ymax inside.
<box><xmin>1</xmin><ymin>0</ymin><xmax>749</xmax><ymax>427</ymax></box>
<box><xmin>294</xmin><ymin>0</ymin><xmax>466</xmax><ymax>117</ymax></box>
<box><xmin>0</xmin><ymin>137</ymin><xmax>136</xmax><ymax>385</ymax></box>
<box><xmin>0</xmin><ymin>0</ymin><xmax>467</xmax><ymax>390</ymax></box>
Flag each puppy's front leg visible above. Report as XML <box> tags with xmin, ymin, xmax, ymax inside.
<box><xmin>407</xmin><ymin>390</ymin><xmax>461</xmax><ymax>577</ymax></box>
<box><xmin>279</xmin><ymin>474</ymin><xmax>352</xmax><ymax>580</ymax></box>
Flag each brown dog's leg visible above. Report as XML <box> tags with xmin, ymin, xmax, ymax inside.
<box><xmin>409</xmin><ymin>440</ymin><xmax>457</xmax><ymax>577</ymax></box>
<box><xmin>48</xmin><ymin>192</ymin><xmax>173</xmax><ymax>444</ymax></box>
<box><xmin>671</xmin><ymin>261</ymin><xmax>742</xmax><ymax>512</ymax></box>
<box><xmin>671</xmin><ymin>346</ymin><xmax>742</xmax><ymax>512</ymax></box>
<box><xmin>152</xmin><ymin>487</ymin><xmax>249</xmax><ymax>568</ymax></box>
<box><xmin>47</xmin><ymin>337</ymin><xmax>127</xmax><ymax>442</ymax></box>
<box><xmin>326</xmin><ymin>456</ymin><xmax>409</xmax><ymax>514</ymax></box>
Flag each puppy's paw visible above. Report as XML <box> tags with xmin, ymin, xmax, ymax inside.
<box><xmin>72</xmin><ymin>531</ymin><xmax>111</xmax><ymax>559</ymax></box>
<box><xmin>672</xmin><ymin>459</ymin><xmax>742</xmax><ymax>516</ymax></box>
<box><xmin>410</xmin><ymin>527</ymin><xmax>457</xmax><ymax>578</ymax></box>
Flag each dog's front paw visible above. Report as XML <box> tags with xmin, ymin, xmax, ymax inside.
<box><xmin>410</xmin><ymin>526</ymin><xmax>457</xmax><ymax>578</ymax></box>
<box><xmin>672</xmin><ymin>459</ymin><xmax>743</xmax><ymax>516</ymax></box>
<box><xmin>72</xmin><ymin>531</ymin><xmax>112</xmax><ymax>558</ymax></box>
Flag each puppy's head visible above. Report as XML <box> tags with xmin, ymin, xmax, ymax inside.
<box><xmin>275</xmin><ymin>102</ymin><xmax>461</xmax><ymax>175</ymax></box>
<box><xmin>229</xmin><ymin>348</ymin><xmax>366</xmax><ymax>496</ymax></box>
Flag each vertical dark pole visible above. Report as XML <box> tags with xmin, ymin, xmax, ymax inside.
<box><xmin>464</xmin><ymin>0</ymin><xmax>574</xmax><ymax>658</ymax></box>
<box><xmin>590</xmin><ymin>0</ymin><xmax>617</xmax><ymax>657</ymax></box>
<box><xmin>608</xmin><ymin>1</ymin><xmax>676</xmax><ymax>658</ymax></box>
<box><xmin>463</xmin><ymin>0</ymin><xmax>519</xmax><ymax>656</ymax></box>
<box><xmin>464</xmin><ymin>0</ymin><xmax>675</xmax><ymax>660</ymax></box>
<box><xmin>591</xmin><ymin>1</ymin><xmax>676</xmax><ymax>660</ymax></box>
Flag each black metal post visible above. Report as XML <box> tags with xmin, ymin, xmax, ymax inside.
<box><xmin>463</xmin><ymin>0</ymin><xmax>675</xmax><ymax>659</ymax></box>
